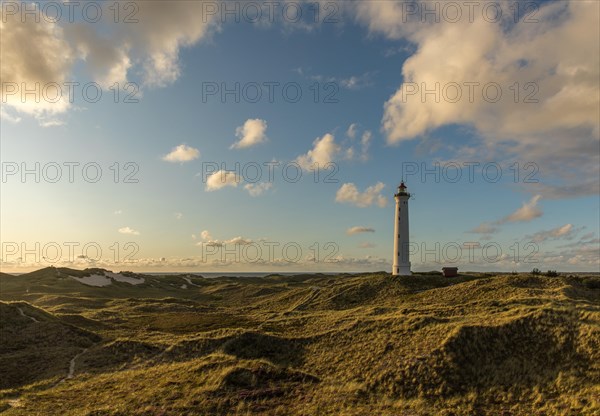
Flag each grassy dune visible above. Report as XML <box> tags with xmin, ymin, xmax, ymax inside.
<box><xmin>0</xmin><ymin>267</ymin><xmax>599</xmax><ymax>415</ymax></box>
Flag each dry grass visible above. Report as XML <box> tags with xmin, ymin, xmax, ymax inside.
<box><xmin>0</xmin><ymin>268</ymin><xmax>598</xmax><ymax>415</ymax></box>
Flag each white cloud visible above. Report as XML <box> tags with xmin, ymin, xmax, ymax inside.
<box><xmin>344</xmin><ymin>147</ymin><xmax>355</xmax><ymax>160</ymax></box>
<box><xmin>469</xmin><ymin>223</ymin><xmax>499</xmax><ymax>235</ymax></box>
<box><xmin>175</xmin><ymin>212</ymin><xmax>183</xmax><ymax>220</ymax></box>
<box><xmin>526</xmin><ymin>181</ymin><xmax>600</xmax><ymax>200</ymax></box>
<box><xmin>347</xmin><ymin>226</ymin><xmax>375</xmax><ymax>235</ymax></box>
<box><xmin>225</xmin><ymin>236</ymin><xmax>253</xmax><ymax>245</ymax></box>
<box><xmin>64</xmin><ymin>24</ymin><xmax>132</xmax><ymax>88</ymax></box>
<box><xmin>195</xmin><ymin>231</ymin><xmax>253</xmax><ymax>248</ymax></box>
<box><xmin>198</xmin><ymin>240</ymin><xmax>223</xmax><ymax>247</ymax></box>
<box><xmin>526</xmin><ymin>224</ymin><xmax>578</xmax><ymax>243</ymax></box>
<box><xmin>114</xmin><ymin>1</ymin><xmax>219</xmax><ymax>87</ymax></box>
<box><xmin>336</xmin><ymin>182</ymin><xmax>387</xmax><ymax>208</ymax></box>
<box><xmin>346</xmin><ymin>123</ymin><xmax>358</xmax><ymax>139</ymax></box>
<box><xmin>39</xmin><ymin>120</ymin><xmax>66</xmax><ymax>128</ymax></box>
<box><xmin>340</xmin><ymin>73</ymin><xmax>373</xmax><ymax>90</ymax></box>
<box><xmin>1</xmin><ymin>8</ymin><xmax>73</xmax><ymax>120</ymax></box>
<box><xmin>551</xmin><ymin>224</ymin><xmax>574</xmax><ymax>238</ymax></box>
<box><xmin>359</xmin><ymin>131</ymin><xmax>372</xmax><ymax>161</ymax></box>
<box><xmin>500</xmin><ymin>195</ymin><xmax>543</xmax><ymax>223</ymax></box>
<box><xmin>352</xmin><ymin>1</ymin><xmax>600</xmax><ymax>197</ymax></box>
<box><xmin>296</xmin><ymin>133</ymin><xmax>341</xmax><ymax>170</ymax></box>
<box><xmin>359</xmin><ymin>242</ymin><xmax>376</xmax><ymax>249</ymax></box>
<box><xmin>0</xmin><ymin>107</ymin><xmax>21</xmax><ymax>123</ymax></box>
<box><xmin>2</xmin><ymin>1</ymin><xmax>219</xmax><ymax>121</ymax></box>
<box><xmin>114</xmin><ymin>210</ymin><xmax>122</xmax><ymax>215</ymax></box>
<box><xmin>302</xmin><ymin>70</ymin><xmax>373</xmax><ymax>90</ymax></box>
<box><xmin>205</xmin><ymin>170</ymin><xmax>241</xmax><ymax>191</ymax></box>
<box><xmin>162</xmin><ymin>144</ymin><xmax>200</xmax><ymax>163</ymax></box>
<box><xmin>231</xmin><ymin>118</ymin><xmax>268</xmax><ymax>149</ymax></box>
<box><xmin>344</xmin><ymin>124</ymin><xmax>372</xmax><ymax>162</ymax></box>
<box><xmin>118</xmin><ymin>227</ymin><xmax>140</xmax><ymax>235</ymax></box>
<box><xmin>244</xmin><ymin>182</ymin><xmax>272</xmax><ymax>197</ymax></box>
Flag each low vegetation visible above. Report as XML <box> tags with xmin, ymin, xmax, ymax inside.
<box><xmin>0</xmin><ymin>267</ymin><xmax>598</xmax><ymax>415</ymax></box>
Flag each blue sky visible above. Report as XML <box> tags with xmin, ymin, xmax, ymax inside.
<box><xmin>1</xmin><ymin>1</ymin><xmax>598</xmax><ymax>272</ymax></box>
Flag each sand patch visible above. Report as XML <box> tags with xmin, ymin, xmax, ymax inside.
<box><xmin>106</xmin><ymin>272</ymin><xmax>145</xmax><ymax>285</ymax></box>
<box><xmin>70</xmin><ymin>274</ymin><xmax>112</xmax><ymax>287</ymax></box>
<box><xmin>182</xmin><ymin>276</ymin><xmax>200</xmax><ymax>287</ymax></box>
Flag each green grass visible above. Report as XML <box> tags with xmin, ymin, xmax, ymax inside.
<box><xmin>0</xmin><ymin>267</ymin><xmax>599</xmax><ymax>415</ymax></box>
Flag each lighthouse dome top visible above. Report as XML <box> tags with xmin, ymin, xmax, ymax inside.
<box><xmin>395</xmin><ymin>181</ymin><xmax>411</xmax><ymax>197</ymax></box>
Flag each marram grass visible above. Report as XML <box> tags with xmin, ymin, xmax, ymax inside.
<box><xmin>0</xmin><ymin>268</ymin><xmax>598</xmax><ymax>415</ymax></box>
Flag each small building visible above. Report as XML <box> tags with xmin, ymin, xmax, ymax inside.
<box><xmin>442</xmin><ymin>267</ymin><xmax>458</xmax><ymax>277</ymax></box>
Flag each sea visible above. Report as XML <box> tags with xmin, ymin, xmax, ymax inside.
<box><xmin>146</xmin><ymin>272</ymin><xmax>341</xmax><ymax>278</ymax></box>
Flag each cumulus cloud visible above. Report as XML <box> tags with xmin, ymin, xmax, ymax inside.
<box><xmin>225</xmin><ymin>236</ymin><xmax>253</xmax><ymax>245</ymax></box>
<box><xmin>1</xmin><ymin>9</ymin><xmax>73</xmax><ymax>119</ymax></box>
<box><xmin>526</xmin><ymin>181</ymin><xmax>600</xmax><ymax>200</ymax></box>
<box><xmin>344</xmin><ymin>124</ymin><xmax>372</xmax><ymax>162</ymax></box>
<box><xmin>231</xmin><ymin>118</ymin><xmax>268</xmax><ymax>149</ymax></box>
<box><xmin>538</xmin><ymin>235</ymin><xmax>600</xmax><ymax>268</ymax></box>
<box><xmin>2</xmin><ymin>1</ymin><xmax>219</xmax><ymax>120</ymax></box>
<box><xmin>526</xmin><ymin>224</ymin><xmax>579</xmax><ymax>243</ymax></box>
<box><xmin>64</xmin><ymin>24</ymin><xmax>131</xmax><ymax>88</ymax></box>
<box><xmin>118</xmin><ymin>226</ymin><xmax>140</xmax><ymax>235</ymax></box>
<box><xmin>469</xmin><ymin>223</ymin><xmax>499</xmax><ymax>235</ymax></box>
<box><xmin>358</xmin><ymin>131</ymin><xmax>372</xmax><ymax>161</ymax></box>
<box><xmin>352</xmin><ymin>1</ymin><xmax>600</xmax><ymax>197</ymax></box>
<box><xmin>204</xmin><ymin>171</ymin><xmax>271</xmax><ymax>196</ymax></box>
<box><xmin>346</xmin><ymin>123</ymin><xmax>358</xmax><ymax>139</ymax></box>
<box><xmin>296</xmin><ymin>133</ymin><xmax>341</xmax><ymax>169</ymax></box>
<box><xmin>162</xmin><ymin>144</ymin><xmax>200</xmax><ymax>163</ymax></box>
<box><xmin>244</xmin><ymin>182</ymin><xmax>272</xmax><ymax>197</ymax></box>
<box><xmin>205</xmin><ymin>170</ymin><xmax>241</xmax><ymax>191</ymax></box>
<box><xmin>198</xmin><ymin>240</ymin><xmax>221</xmax><ymax>248</ymax></box>
<box><xmin>340</xmin><ymin>73</ymin><xmax>373</xmax><ymax>90</ymax></box>
<box><xmin>500</xmin><ymin>195</ymin><xmax>543</xmax><ymax>223</ymax></box>
<box><xmin>301</xmin><ymin>70</ymin><xmax>374</xmax><ymax>90</ymax></box>
<box><xmin>196</xmin><ymin>231</ymin><xmax>253</xmax><ymax>247</ymax></box>
<box><xmin>336</xmin><ymin>182</ymin><xmax>387</xmax><ymax>208</ymax></box>
<box><xmin>346</xmin><ymin>226</ymin><xmax>375</xmax><ymax>235</ymax></box>
<box><xmin>114</xmin><ymin>1</ymin><xmax>219</xmax><ymax>87</ymax></box>
<box><xmin>0</xmin><ymin>107</ymin><xmax>22</xmax><ymax>123</ymax></box>
<box><xmin>359</xmin><ymin>242</ymin><xmax>376</xmax><ymax>249</ymax></box>
<box><xmin>39</xmin><ymin>120</ymin><xmax>66</xmax><ymax>128</ymax></box>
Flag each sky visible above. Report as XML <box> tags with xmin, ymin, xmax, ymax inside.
<box><xmin>1</xmin><ymin>0</ymin><xmax>599</xmax><ymax>273</ymax></box>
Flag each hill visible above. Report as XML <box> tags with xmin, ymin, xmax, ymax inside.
<box><xmin>0</xmin><ymin>301</ymin><xmax>100</xmax><ymax>390</ymax></box>
<box><xmin>0</xmin><ymin>268</ymin><xmax>598</xmax><ymax>415</ymax></box>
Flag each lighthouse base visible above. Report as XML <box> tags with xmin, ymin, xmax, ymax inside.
<box><xmin>392</xmin><ymin>264</ymin><xmax>411</xmax><ymax>276</ymax></box>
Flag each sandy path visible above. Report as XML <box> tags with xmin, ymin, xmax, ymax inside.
<box><xmin>66</xmin><ymin>348</ymin><xmax>88</xmax><ymax>379</ymax></box>
<box><xmin>182</xmin><ymin>276</ymin><xmax>201</xmax><ymax>287</ymax></box>
<box><xmin>53</xmin><ymin>347</ymin><xmax>89</xmax><ymax>387</ymax></box>
<box><xmin>16</xmin><ymin>306</ymin><xmax>39</xmax><ymax>323</ymax></box>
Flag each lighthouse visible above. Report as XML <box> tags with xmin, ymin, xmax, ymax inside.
<box><xmin>392</xmin><ymin>181</ymin><xmax>411</xmax><ymax>276</ymax></box>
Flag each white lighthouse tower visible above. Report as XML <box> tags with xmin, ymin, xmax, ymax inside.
<box><xmin>392</xmin><ymin>181</ymin><xmax>411</xmax><ymax>276</ymax></box>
